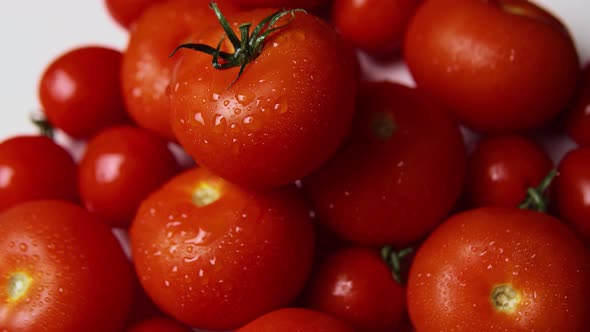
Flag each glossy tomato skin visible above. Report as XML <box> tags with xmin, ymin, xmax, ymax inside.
<box><xmin>332</xmin><ymin>0</ymin><xmax>421</xmax><ymax>56</ymax></box>
<box><xmin>237</xmin><ymin>308</ymin><xmax>355</xmax><ymax>332</ymax></box>
<box><xmin>553</xmin><ymin>148</ymin><xmax>590</xmax><ymax>244</ymax></box>
<box><xmin>303</xmin><ymin>82</ymin><xmax>466</xmax><ymax>246</ymax></box>
<box><xmin>105</xmin><ymin>0</ymin><xmax>165</xmax><ymax>29</ymax></box>
<box><xmin>566</xmin><ymin>65</ymin><xmax>590</xmax><ymax>146</ymax></box>
<box><xmin>466</xmin><ymin>135</ymin><xmax>553</xmax><ymax>208</ymax></box>
<box><xmin>0</xmin><ymin>201</ymin><xmax>134</xmax><ymax>332</ymax></box>
<box><xmin>170</xmin><ymin>10</ymin><xmax>357</xmax><ymax>188</ymax></box>
<box><xmin>405</xmin><ymin>0</ymin><xmax>579</xmax><ymax>133</ymax></box>
<box><xmin>127</xmin><ymin>317</ymin><xmax>191</xmax><ymax>332</ymax></box>
<box><xmin>39</xmin><ymin>46</ymin><xmax>129</xmax><ymax>138</ymax></box>
<box><xmin>130</xmin><ymin>167</ymin><xmax>315</xmax><ymax>330</ymax></box>
<box><xmin>408</xmin><ymin>208</ymin><xmax>590</xmax><ymax>332</ymax></box>
<box><xmin>305</xmin><ymin>248</ymin><xmax>406</xmax><ymax>332</ymax></box>
<box><xmin>225</xmin><ymin>0</ymin><xmax>329</xmax><ymax>11</ymax></box>
<box><xmin>0</xmin><ymin>136</ymin><xmax>77</xmax><ymax>212</ymax></box>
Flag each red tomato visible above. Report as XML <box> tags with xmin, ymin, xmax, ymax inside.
<box><xmin>303</xmin><ymin>82</ymin><xmax>466</xmax><ymax>246</ymax></box>
<box><xmin>127</xmin><ymin>317</ymin><xmax>191</xmax><ymax>332</ymax></box>
<box><xmin>552</xmin><ymin>147</ymin><xmax>590</xmax><ymax>244</ymax></box>
<box><xmin>0</xmin><ymin>136</ymin><xmax>77</xmax><ymax>212</ymax></box>
<box><xmin>237</xmin><ymin>308</ymin><xmax>355</xmax><ymax>332</ymax></box>
<box><xmin>170</xmin><ymin>8</ymin><xmax>357</xmax><ymax>188</ymax></box>
<box><xmin>408</xmin><ymin>208</ymin><xmax>590</xmax><ymax>332</ymax></box>
<box><xmin>39</xmin><ymin>46</ymin><xmax>129</xmax><ymax>138</ymax></box>
<box><xmin>225</xmin><ymin>0</ymin><xmax>329</xmax><ymax>11</ymax></box>
<box><xmin>566</xmin><ymin>65</ymin><xmax>590</xmax><ymax>146</ymax></box>
<box><xmin>105</xmin><ymin>0</ymin><xmax>166</xmax><ymax>29</ymax></box>
<box><xmin>130</xmin><ymin>167</ymin><xmax>315</xmax><ymax>330</ymax></box>
<box><xmin>78</xmin><ymin>126</ymin><xmax>179</xmax><ymax>228</ymax></box>
<box><xmin>466</xmin><ymin>135</ymin><xmax>553</xmax><ymax>208</ymax></box>
<box><xmin>305</xmin><ymin>248</ymin><xmax>406</xmax><ymax>332</ymax></box>
<box><xmin>404</xmin><ymin>0</ymin><xmax>579</xmax><ymax>133</ymax></box>
<box><xmin>0</xmin><ymin>201</ymin><xmax>134</xmax><ymax>331</ymax></box>
<box><xmin>332</xmin><ymin>0</ymin><xmax>421</xmax><ymax>56</ymax></box>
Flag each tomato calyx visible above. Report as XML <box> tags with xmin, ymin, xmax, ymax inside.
<box><xmin>6</xmin><ymin>271</ymin><xmax>33</xmax><ymax>303</ymax></box>
<box><xmin>170</xmin><ymin>2</ymin><xmax>306</xmax><ymax>88</ymax></box>
<box><xmin>30</xmin><ymin>113</ymin><xmax>55</xmax><ymax>138</ymax></box>
<box><xmin>491</xmin><ymin>284</ymin><xmax>521</xmax><ymax>313</ymax></box>
<box><xmin>518</xmin><ymin>169</ymin><xmax>558</xmax><ymax>212</ymax></box>
<box><xmin>381</xmin><ymin>246</ymin><xmax>414</xmax><ymax>285</ymax></box>
<box><xmin>192</xmin><ymin>182</ymin><xmax>222</xmax><ymax>207</ymax></box>
<box><xmin>370</xmin><ymin>112</ymin><xmax>396</xmax><ymax>140</ymax></box>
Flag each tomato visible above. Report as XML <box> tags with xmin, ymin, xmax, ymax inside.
<box><xmin>565</xmin><ymin>65</ymin><xmax>590</xmax><ymax>146</ymax></box>
<box><xmin>130</xmin><ymin>167</ymin><xmax>315</xmax><ymax>330</ymax></box>
<box><xmin>303</xmin><ymin>82</ymin><xmax>466</xmax><ymax>246</ymax></box>
<box><xmin>305</xmin><ymin>248</ymin><xmax>406</xmax><ymax>332</ymax></box>
<box><xmin>0</xmin><ymin>201</ymin><xmax>134</xmax><ymax>331</ymax></box>
<box><xmin>170</xmin><ymin>7</ymin><xmax>357</xmax><ymax>188</ymax></box>
<box><xmin>225</xmin><ymin>0</ymin><xmax>329</xmax><ymax>11</ymax></box>
<box><xmin>404</xmin><ymin>0</ymin><xmax>579</xmax><ymax>133</ymax></box>
<box><xmin>331</xmin><ymin>0</ymin><xmax>421</xmax><ymax>56</ymax></box>
<box><xmin>105</xmin><ymin>0</ymin><xmax>166</xmax><ymax>29</ymax></box>
<box><xmin>39</xmin><ymin>46</ymin><xmax>129</xmax><ymax>139</ymax></box>
<box><xmin>0</xmin><ymin>136</ymin><xmax>77</xmax><ymax>212</ymax></box>
<box><xmin>236</xmin><ymin>308</ymin><xmax>355</xmax><ymax>332</ymax></box>
<box><xmin>552</xmin><ymin>147</ymin><xmax>590</xmax><ymax>244</ymax></box>
<box><xmin>408</xmin><ymin>208</ymin><xmax>590</xmax><ymax>332</ymax></box>
<box><xmin>127</xmin><ymin>317</ymin><xmax>191</xmax><ymax>332</ymax></box>
<box><xmin>466</xmin><ymin>135</ymin><xmax>553</xmax><ymax>208</ymax></box>
<box><xmin>78</xmin><ymin>126</ymin><xmax>179</xmax><ymax>228</ymax></box>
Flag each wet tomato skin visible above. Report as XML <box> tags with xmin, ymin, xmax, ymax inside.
<box><xmin>126</xmin><ymin>317</ymin><xmax>192</xmax><ymax>332</ymax></box>
<box><xmin>105</xmin><ymin>0</ymin><xmax>166</xmax><ymax>29</ymax></box>
<box><xmin>225</xmin><ymin>0</ymin><xmax>329</xmax><ymax>11</ymax></box>
<box><xmin>566</xmin><ymin>65</ymin><xmax>590</xmax><ymax>146</ymax></box>
<box><xmin>236</xmin><ymin>308</ymin><xmax>355</xmax><ymax>332</ymax></box>
<box><xmin>408</xmin><ymin>208</ymin><xmax>590</xmax><ymax>332</ymax></box>
<box><xmin>0</xmin><ymin>136</ymin><xmax>78</xmax><ymax>212</ymax></box>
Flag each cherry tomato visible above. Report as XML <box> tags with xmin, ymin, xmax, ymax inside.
<box><xmin>303</xmin><ymin>82</ymin><xmax>466</xmax><ymax>246</ymax></box>
<box><xmin>170</xmin><ymin>8</ymin><xmax>357</xmax><ymax>188</ymax></box>
<box><xmin>237</xmin><ymin>308</ymin><xmax>355</xmax><ymax>332</ymax></box>
<box><xmin>105</xmin><ymin>0</ymin><xmax>166</xmax><ymax>29</ymax></box>
<box><xmin>331</xmin><ymin>0</ymin><xmax>421</xmax><ymax>56</ymax></box>
<box><xmin>225</xmin><ymin>0</ymin><xmax>329</xmax><ymax>11</ymax></box>
<box><xmin>565</xmin><ymin>65</ymin><xmax>590</xmax><ymax>146</ymax></box>
<box><xmin>130</xmin><ymin>167</ymin><xmax>315</xmax><ymax>330</ymax></box>
<box><xmin>0</xmin><ymin>136</ymin><xmax>77</xmax><ymax>212</ymax></box>
<box><xmin>305</xmin><ymin>247</ymin><xmax>406</xmax><ymax>332</ymax></box>
<box><xmin>408</xmin><ymin>208</ymin><xmax>590</xmax><ymax>331</ymax></box>
<box><xmin>405</xmin><ymin>0</ymin><xmax>579</xmax><ymax>133</ymax></box>
<box><xmin>466</xmin><ymin>135</ymin><xmax>553</xmax><ymax>208</ymax></box>
<box><xmin>0</xmin><ymin>200</ymin><xmax>134</xmax><ymax>331</ymax></box>
<box><xmin>78</xmin><ymin>126</ymin><xmax>179</xmax><ymax>228</ymax></box>
<box><xmin>39</xmin><ymin>46</ymin><xmax>129</xmax><ymax>138</ymax></box>
<box><xmin>127</xmin><ymin>317</ymin><xmax>191</xmax><ymax>332</ymax></box>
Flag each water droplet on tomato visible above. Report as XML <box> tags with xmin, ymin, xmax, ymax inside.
<box><xmin>211</xmin><ymin>93</ymin><xmax>220</xmax><ymax>101</ymax></box>
<box><xmin>212</xmin><ymin>115</ymin><xmax>227</xmax><ymax>134</ymax></box>
<box><xmin>19</xmin><ymin>243</ymin><xmax>28</xmax><ymax>252</ymax></box>
<box><xmin>223</xmin><ymin>100</ymin><xmax>230</xmax><ymax>107</ymax></box>
<box><xmin>233</xmin><ymin>108</ymin><xmax>242</xmax><ymax>115</ymax></box>
<box><xmin>243</xmin><ymin>116</ymin><xmax>262</xmax><ymax>132</ymax></box>
<box><xmin>193</xmin><ymin>112</ymin><xmax>205</xmax><ymax>126</ymax></box>
<box><xmin>236</xmin><ymin>89</ymin><xmax>255</xmax><ymax>106</ymax></box>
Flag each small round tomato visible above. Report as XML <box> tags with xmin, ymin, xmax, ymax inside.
<box><xmin>127</xmin><ymin>317</ymin><xmax>191</xmax><ymax>332</ymax></box>
<box><xmin>105</xmin><ymin>0</ymin><xmax>166</xmax><ymax>29</ymax></box>
<box><xmin>237</xmin><ymin>308</ymin><xmax>355</xmax><ymax>332</ymax></box>
<box><xmin>130</xmin><ymin>167</ymin><xmax>315</xmax><ymax>330</ymax></box>
<box><xmin>170</xmin><ymin>8</ymin><xmax>357</xmax><ymax>188</ymax></box>
<box><xmin>552</xmin><ymin>147</ymin><xmax>590</xmax><ymax>244</ymax></box>
<box><xmin>405</xmin><ymin>0</ymin><xmax>579</xmax><ymax>133</ymax></box>
<box><xmin>408</xmin><ymin>208</ymin><xmax>590</xmax><ymax>332</ymax></box>
<box><xmin>225</xmin><ymin>0</ymin><xmax>329</xmax><ymax>11</ymax></box>
<box><xmin>305</xmin><ymin>248</ymin><xmax>407</xmax><ymax>332</ymax></box>
<box><xmin>566</xmin><ymin>65</ymin><xmax>590</xmax><ymax>146</ymax></box>
<box><xmin>39</xmin><ymin>46</ymin><xmax>129</xmax><ymax>138</ymax></box>
<box><xmin>303</xmin><ymin>82</ymin><xmax>466</xmax><ymax>246</ymax></box>
<box><xmin>0</xmin><ymin>136</ymin><xmax>77</xmax><ymax>212</ymax></box>
<box><xmin>332</xmin><ymin>0</ymin><xmax>421</xmax><ymax>56</ymax></box>
<box><xmin>0</xmin><ymin>201</ymin><xmax>134</xmax><ymax>331</ymax></box>
<box><xmin>466</xmin><ymin>135</ymin><xmax>553</xmax><ymax>208</ymax></box>
<box><xmin>78</xmin><ymin>126</ymin><xmax>179</xmax><ymax>228</ymax></box>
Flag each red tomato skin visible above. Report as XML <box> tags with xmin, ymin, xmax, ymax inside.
<box><xmin>404</xmin><ymin>0</ymin><xmax>579</xmax><ymax>133</ymax></box>
<box><xmin>237</xmin><ymin>308</ymin><xmax>355</xmax><ymax>332</ymax></box>
<box><xmin>0</xmin><ymin>136</ymin><xmax>78</xmax><ymax>212</ymax></box>
<box><xmin>566</xmin><ymin>65</ymin><xmax>590</xmax><ymax>147</ymax></box>
<box><xmin>0</xmin><ymin>201</ymin><xmax>134</xmax><ymax>332</ymax></box>
<box><xmin>78</xmin><ymin>126</ymin><xmax>179</xmax><ymax>228</ymax></box>
<box><xmin>305</xmin><ymin>248</ymin><xmax>406</xmax><ymax>332</ymax></box>
<box><xmin>553</xmin><ymin>148</ymin><xmax>590</xmax><ymax>244</ymax></box>
<box><xmin>130</xmin><ymin>167</ymin><xmax>315</xmax><ymax>330</ymax></box>
<box><xmin>466</xmin><ymin>135</ymin><xmax>553</xmax><ymax>208</ymax></box>
<box><xmin>127</xmin><ymin>317</ymin><xmax>191</xmax><ymax>332</ymax></box>
<box><xmin>408</xmin><ymin>208</ymin><xmax>590</xmax><ymax>332</ymax></box>
<box><xmin>105</xmin><ymin>0</ymin><xmax>165</xmax><ymax>29</ymax></box>
<box><xmin>303</xmin><ymin>82</ymin><xmax>466</xmax><ymax>246</ymax></box>
<box><xmin>170</xmin><ymin>10</ymin><xmax>357</xmax><ymax>188</ymax></box>
<box><xmin>39</xmin><ymin>46</ymin><xmax>129</xmax><ymax>138</ymax></box>
<box><xmin>225</xmin><ymin>0</ymin><xmax>328</xmax><ymax>11</ymax></box>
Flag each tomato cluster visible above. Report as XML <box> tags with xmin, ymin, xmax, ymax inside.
<box><xmin>1</xmin><ymin>1</ymin><xmax>590</xmax><ymax>331</ymax></box>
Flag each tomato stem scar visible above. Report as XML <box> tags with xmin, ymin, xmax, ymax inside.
<box><xmin>192</xmin><ymin>182</ymin><xmax>221</xmax><ymax>207</ymax></box>
<box><xmin>6</xmin><ymin>272</ymin><xmax>33</xmax><ymax>302</ymax></box>
<box><xmin>370</xmin><ymin>112</ymin><xmax>396</xmax><ymax>140</ymax></box>
<box><xmin>491</xmin><ymin>284</ymin><xmax>520</xmax><ymax>313</ymax></box>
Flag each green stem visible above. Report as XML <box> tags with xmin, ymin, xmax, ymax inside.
<box><xmin>381</xmin><ymin>246</ymin><xmax>414</xmax><ymax>285</ymax></box>
<box><xmin>518</xmin><ymin>169</ymin><xmax>558</xmax><ymax>212</ymax></box>
<box><xmin>30</xmin><ymin>113</ymin><xmax>54</xmax><ymax>139</ymax></box>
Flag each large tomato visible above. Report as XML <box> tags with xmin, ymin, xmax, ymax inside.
<box><xmin>408</xmin><ymin>208</ymin><xmax>590</xmax><ymax>331</ymax></box>
<box><xmin>565</xmin><ymin>64</ymin><xmax>590</xmax><ymax>147</ymax></box>
<box><xmin>126</xmin><ymin>317</ymin><xmax>191</xmax><ymax>332</ymax></box>
<box><xmin>224</xmin><ymin>0</ymin><xmax>329</xmax><ymax>11</ymax></box>
<box><xmin>104</xmin><ymin>0</ymin><xmax>166</xmax><ymax>29</ymax></box>
<box><xmin>236</xmin><ymin>308</ymin><xmax>355</xmax><ymax>332</ymax></box>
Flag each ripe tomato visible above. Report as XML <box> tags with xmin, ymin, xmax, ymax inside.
<box><xmin>78</xmin><ymin>126</ymin><xmax>179</xmax><ymax>228</ymax></box>
<box><xmin>565</xmin><ymin>65</ymin><xmax>590</xmax><ymax>146</ymax></box>
<box><xmin>466</xmin><ymin>135</ymin><xmax>553</xmax><ymax>208</ymax></box>
<box><xmin>0</xmin><ymin>136</ymin><xmax>77</xmax><ymax>212</ymax></box>
<box><xmin>127</xmin><ymin>317</ymin><xmax>191</xmax><ymax>332</ymax></box>
<box><xmin>552</xmin><ymin>147</ymin><xmax>590</xmax><ymax>244</ymax></box>
<box><xmin>331</xmin><ymin>0</ymin><xmax>421</xmax><ymax>56</ymax></box>
<box><xmin>104</xmin><ymin>0</ymin><xmax>165</xmax><ymax>29</ymax></box>
<box><xmin>225</xmin><ymin>0</ymin><xmax>328</xmax><ymax>11</ymax></box>
<box><xmin>405</xmin><ymin>0</ymin><xmax>579</xmax><ymax>133</ymax></box>
<box><xmin>303</xmin><ymin>82</ymin><xmax>466</xmax><ymax>246</ymax></box>
<box><xmin>236</xmin><ymin>308</ymin><xmax>355</xmax><ymax>332</ymax></box>
<box><xmin>170</xmin><ymin>8</ymin><xmax>357</xmax><ymax>188</ymax></box>
<box><xmin>408</xmin><ymin>208</ymin><xmax>590</xmax><ymax>332</ymax></box>
<box><xmin>305</xmin><ymin>248</ymin><xmax>407</xmax><ymax>332</ymax></box>
<box><xmin>39</xmin><ymin>46</ymin><xmax>129</xmax><ymax>138</ymax></box>
<box><xmin>130</xmin><ymin>167</ymin><xmax>315</xmax><ymax>330</ymax></box>
<box><xmin>0</xmin><ymin>201</ymin><xmax>134</xmax><ymax>331</ymax></box>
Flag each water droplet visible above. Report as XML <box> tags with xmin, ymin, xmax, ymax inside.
<box><xmin>233</xmin><ymin>108</ymin><xmax>242</xmax><ymax>115</ymax></box>
<box><xmin>223</xmin><ymin>100</ymin><xmax>230</xmax><ymax>107</ymax></box>
<box><xmin>193</xmin><ymin>112</ymin><xmax>205</xmax><ymax>126</ymax></box>
<box><xmin>211</xmin><ymin>93</ymin><xmax>220</xmax><ymax>101</ymax></box>
<box><xmin>235</xmin><ymin>89</ymin><xmax>255</xmax><ymax>106</ymax></box>
<box><xmin>19</xmin><ymin>243</ymin><xmax>28</xmax><ymax>252</ymax></box>
<box><xmin>212</xmin><ymin>115</ymin><xmax>227</xmax><ymax>134</ymax></box>
<box><xmin>273</xmin><ymin>98</ymin><xmax>289</xmax><ymax>114</ymax></box>
<box><xmin>185</xmin><ymin>228</ymin><xmax>212</xmax><ymax>246</ymax></box>
<box><xmin>243</xmin><ymin>116</ymin><xmax>263</xmax><ymax>132</ymax></box>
